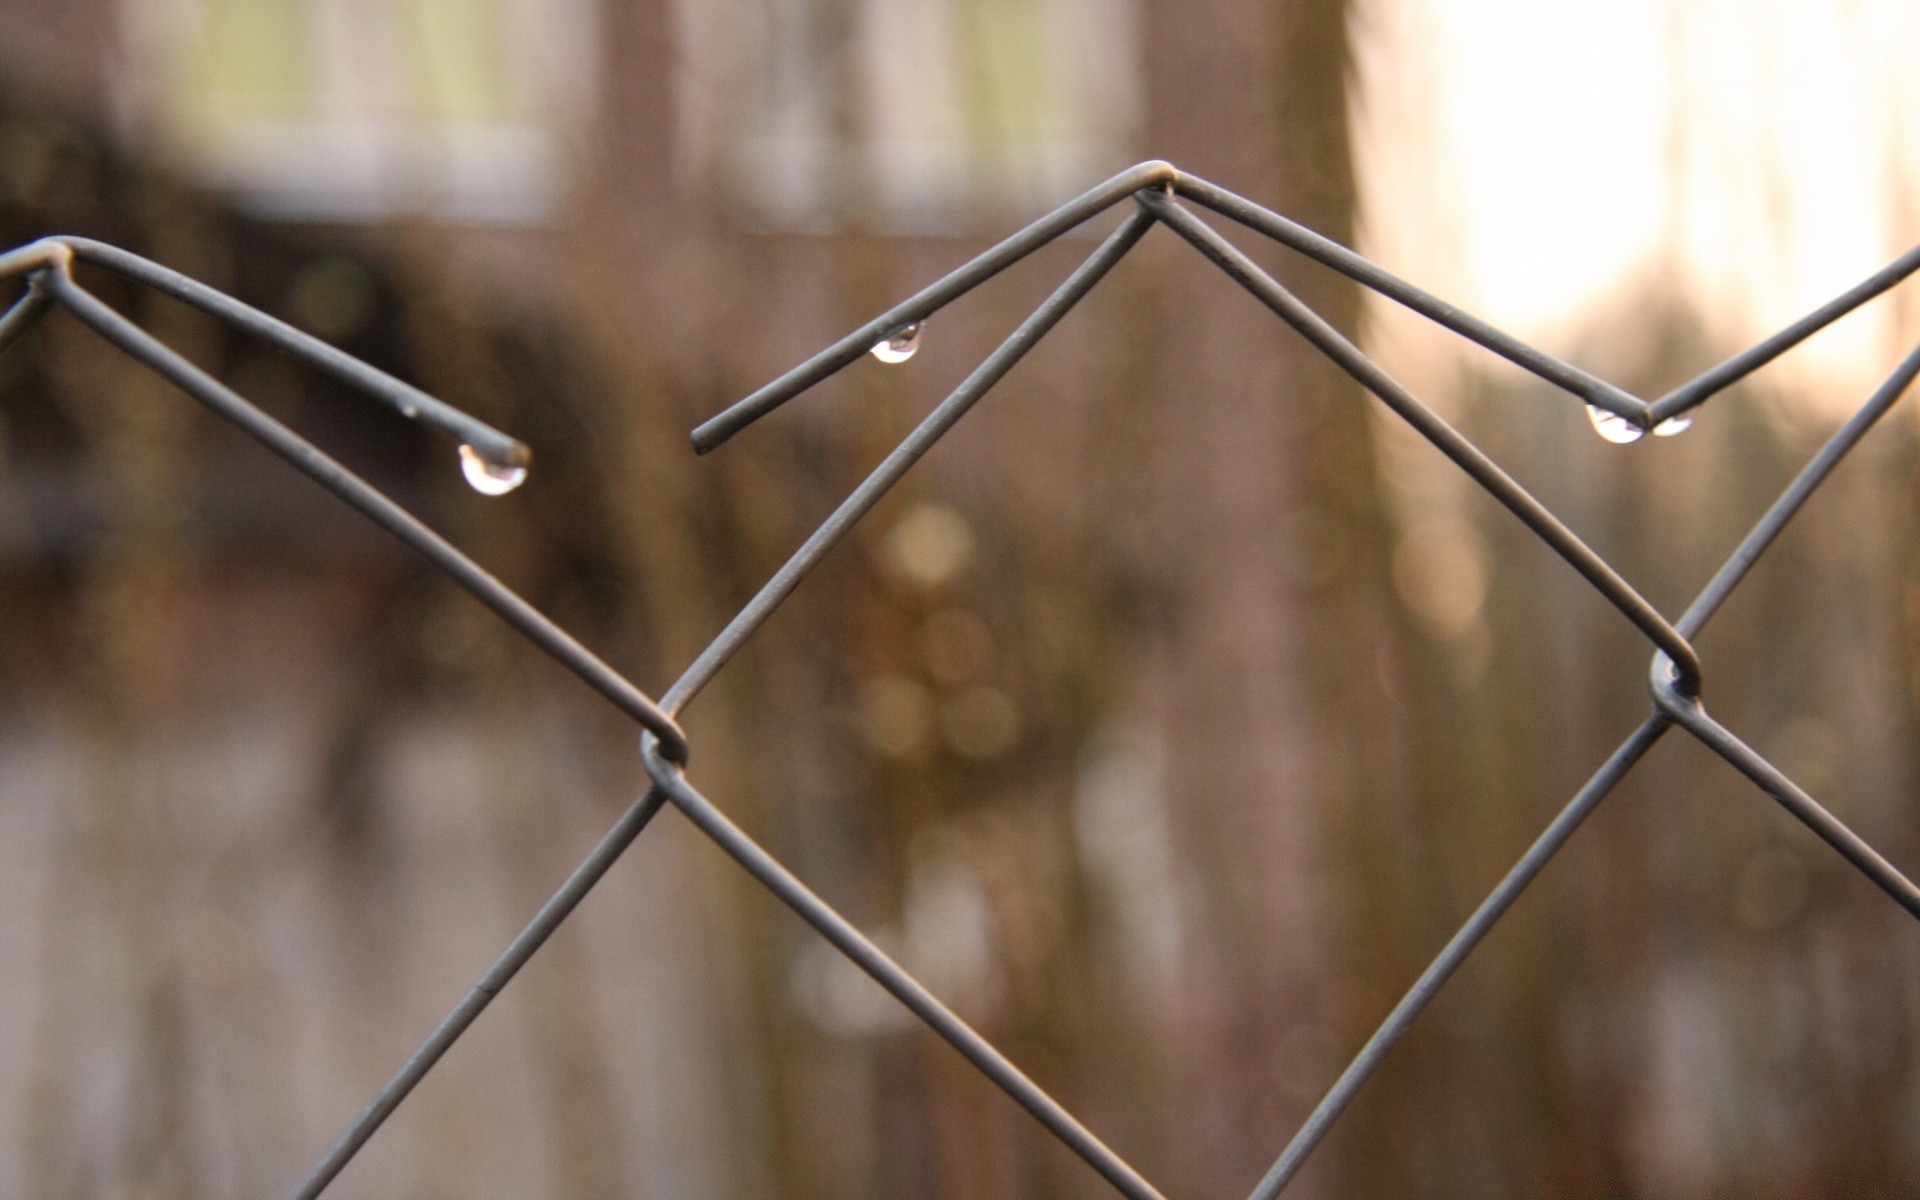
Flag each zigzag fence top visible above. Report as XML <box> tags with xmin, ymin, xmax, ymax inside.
<box><xmin>5</xmin><ymin>159</ymin><xmax>1920</xmax><ymax>1199</ymax></box>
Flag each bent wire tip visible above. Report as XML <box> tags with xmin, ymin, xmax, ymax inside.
<box><xmin>37</xmin><ymin>234</ymin><xmax>531</xmax><ymax>470</ymax></box>
<box><xmin>0</xmin><ymin>234</ymin><xmax>683</xmax><ymax>759</ymax></box>
<box><xmin>0</xmin><ymin>239</ymin><xmax>73</xmax><ymax>355</ymax></box>
<box><xmin>689</xmin><ymin>159</ymin><xmax>1184</xmax><ymax>456</ymax></box>
<box><xmin>0</xmin><ymin>236</ymin><xmax>74</xmax><ymax>280</ymax></box>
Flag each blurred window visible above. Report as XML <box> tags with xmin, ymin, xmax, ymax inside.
<box><xmin>677</xmin><ymin>0</ymin><xmax>1140</xmax><ymax>233</ymax></box>
<box><xmin>120</xmin><ymin>0</ymin><xmax>596</xmax><ymax>223</ymax></box>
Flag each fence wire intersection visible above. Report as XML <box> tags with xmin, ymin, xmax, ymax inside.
<box><xmin>6</xmin><ymin>157</ymin><xmax>1920</xmax><ymax>1200</ymax></box>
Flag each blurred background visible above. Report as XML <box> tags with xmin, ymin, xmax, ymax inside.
<box><xmin>3</xmin><ymin>1</ymin><xmax>1920</xmax><ymax>1197</ymax></box>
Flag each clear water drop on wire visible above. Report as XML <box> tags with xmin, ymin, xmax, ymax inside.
<box><xmin>458</xmin><ymin>444</ymin><xmax>528</xmax><ymax>496</ymax></box>
<box><xmin>1652</xmin><ymin>412</ymin><xmax>1693</xmax><ymax>437</ymax></box>
<box><xmin>1586</xmin><ymin>405</ymin><xmax>1644</xmax><ymax>444</ymax></box>
<box><xmin>871</xmin><ymin>322</ymin><xmax>924</xmax><ymax>364</ymax></box>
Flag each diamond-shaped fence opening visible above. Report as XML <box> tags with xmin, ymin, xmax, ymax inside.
<box><xmin>6</xmin><ymin>161</ymin><xmax>1920</xmax><ymax>1200</ymax></box>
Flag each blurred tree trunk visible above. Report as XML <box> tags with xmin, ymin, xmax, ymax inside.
<box><xmin>1135</xmin><ymin>1</ymin><xmax>1396</xmax><ymax>1197</ymax></box>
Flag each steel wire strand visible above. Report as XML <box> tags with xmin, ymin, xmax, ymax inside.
<box><xmin>1247</xmin><ymin>337</ymin><xmax>1920</xmax><ymax>1200</ymax></box>
<box><xmin>1136</xmin><ymin>189</ymin><xmax>1704</xmax><ymax>693</ymax></box>
<box><xmin>698</xmin><ymin>158</ymin><xmax>1651</xmax><ymax>443</ymax></box>
<box><xmin>1245</xmin><ymin>715</ymin><xmax>1673</xmax><ymax>1200</ymax></box>
<box><xmin>0</xmin><ymin>246</ymin><xmax>710</xmax><ymax>1195</ymax></box>
<box><xmin>53</xmin><ymin>236</ymin><xmax>528</xmax><ymax>469</ymax></box>
<box><xmin>692</xmin><ymin>152</ymin><xmax>1917</xmax><ymax>459</ymax></box>
<box><xmin>282</xmin><ymin>211</ymin><xmax>1157</xmax><ymax>1199</ymax></box>
<box><xmin>35</xmin><ymin>267</ymin><xmax>689</xmax><ymax>760</ymax></box>
<box><xmin>1640</xmin><ymin>340</ymin><xmax>1920</xmax><ymax>919</ymax></box>
<box><xmin>691</xmin><ymin>161</ymin><xmax>1176</xmax><ymax>452</ymax></box>
<box><xmin>1172</xmin><ymin>172</ymin><xmax>1920</xmax><ymax>431</ymax></box>
<box><xmin>279</xmin><ymin>786</ymin><xmax>675</xmax><ymax>1200</ymax></box>
<box><xmin>643</xmin><ymin>739</ymin><xmax>1169</xmax><ymax>1200</ymax></box>
<box><xmin>0</xmin><ymin>276</ymin><xmax>52</xmax><ymax>353</ymax></box>
<box><xmin>1647</xmin><ymin>245</ymin><xmax>1920</xmax><ymax>425</ymax></box>
<box><xmin>1653</xmin><ymin>683</ymin><xmax>1920</xmax><ymax>919</ymax></box>
<box><xmin>0</xmin><ymin>254</ymin><xmax>700</xmax><ymax>1195</ymax></box>
<box><xmin>1168</xmin><ymin>172</ymin><xmax>1647</xmax><ymax>420</ymax></box>
<box><xmin>673</xmin><ymin>208</ymin><xmax>1156</xmax><ymax>701</ymax></box>
<box><xmin>1673</xmin><ymin>342</ymin><xmax>1920</xmax><ymax>638</ymax></box>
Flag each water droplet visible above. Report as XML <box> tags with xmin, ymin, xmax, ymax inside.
<box><xmin>871</xmin><ymin>322</ymin><xmax>924</xmax><ymax>364</ymax></box>
<box><xmin>1586</xmin><ymin>405</ymin><xmax>1644</xmax><ymax>444</ymax></box>
<box><xmin>458</xmin><ymin>444</ymin><xmax>528</xmax><ymax>496</ymax></box>
<box><xmin>1652</xmin><ymin>412</ymin><xmax>1693</xmax><ymax>437</ymax></box>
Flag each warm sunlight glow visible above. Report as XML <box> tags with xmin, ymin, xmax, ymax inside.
<box><xmin>1355</xmin><ymin>0</ymin><xmax>1920</xmax><ymax>414</ymax></box>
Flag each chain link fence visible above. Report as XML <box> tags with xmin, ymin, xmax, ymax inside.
<box><xmin>5</xmin><ymin>160</ymin><xmax>1919</xmax><ymax>1199</ymax></box>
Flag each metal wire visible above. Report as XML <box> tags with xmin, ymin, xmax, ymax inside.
<box><xmin>0</xmin><ymin>239</ymin><xmax>688</xmax><ymax>764</ymax></box>
<box><xmin>6</xmin><ymin>159</ymin><xmax>1920</xmax><ymax>1199</ymax></box>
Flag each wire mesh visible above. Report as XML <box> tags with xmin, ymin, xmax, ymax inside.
<box><xmin>6</xmin><ymin>159</ymin><xmax>1920</xmax><ymax>1199</ymax></box>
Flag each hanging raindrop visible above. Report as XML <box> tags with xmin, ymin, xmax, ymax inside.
<box><xmin>458</xmin><ymin>444</ymin><xmax>528</xmax><ymax>496</ymax></box>
<box><xmin>1652</xmin><ymin>412</ymin><xmax>1693</xmax><ymax>437</ymax></box>
<box><xmin>870</xmin><ymin>322</ymin><xmax>924</xmax><ymax>364</ymax></box>
<box><xmin>1585</xmin><ymin>405</ymin><xmax>1645</xmax><ymax>444</ymax></box>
